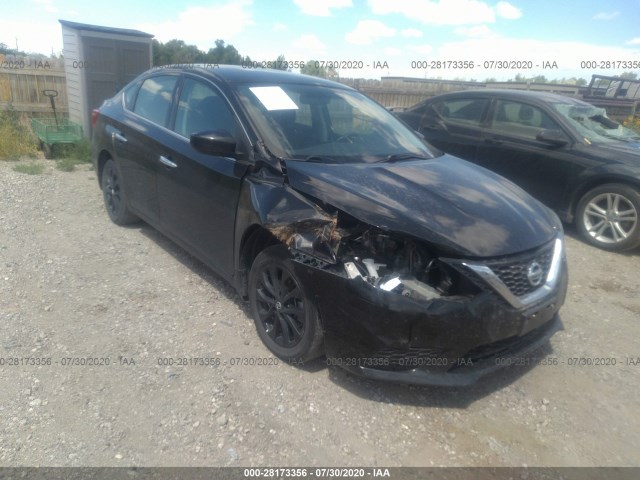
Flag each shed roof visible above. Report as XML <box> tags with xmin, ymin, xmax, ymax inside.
<box><xmin>59</xmin><ymin>20</ymin><xmax>154</xmax><ymax>38</ymax></box>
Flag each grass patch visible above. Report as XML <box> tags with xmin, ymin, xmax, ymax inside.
<box><xmin>0</xmin><ymin>108</ymin><xmax>39</xmax><ymax>160</ymax></box>
<box><xmin>55</xmin><ymin>157</ymin><xmax>78</xmax><ymax>172</ymax></box>
<box><xmin>13</xmin><ymin>163</ymin><xmax>45</xmax><ymax>175</ymax></box>
<box><xmin>55</xmin><ymin>139</ymin><xmax>92</xmax><ymax>171</ymax></box>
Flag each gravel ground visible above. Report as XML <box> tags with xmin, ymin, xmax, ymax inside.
<box><xmin>1</xmin><ymin>159</ymin><xmax>639</xmax><ymax>467</ymax></box>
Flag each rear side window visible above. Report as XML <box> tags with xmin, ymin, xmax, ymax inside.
<box><xmin>123</xmin><ymin>82</ymin><xmax>140</xmax><ymax>110</ymax></box>
<box><xmin>433</xmin><ymin>98</ymin><xmax>489</xmax><ymax>126</ymax></box>
<box><xmin>133</xmin><ymin>76</ymin><xmax>178</xmax><ymax>127</ymax></box>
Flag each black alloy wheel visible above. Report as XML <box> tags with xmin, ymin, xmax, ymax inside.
<box><xmin>101</xmin><ymin>159</ymin><xmax>138</xmax><ymax>225</ymax></box>
<box><xmin>248</xmin><ymin>246</ymin><xmax>323</xmax><ymax>362</ymax></box>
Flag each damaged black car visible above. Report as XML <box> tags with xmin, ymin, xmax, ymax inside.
<box><xmin>92</xmin><ymin>66</ymin><xmax>568</xmax><ymax>386</ymax></box>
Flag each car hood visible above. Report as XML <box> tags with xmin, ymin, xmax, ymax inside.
<box><xmin>591</xmin><ymin>140</ymin><xmax>640</xmax><ymax>157</ymax></box>
<box><xmin>285</xmin><ymin>155</ymin><xmax>559</xmax><ymax>257</ymax></box>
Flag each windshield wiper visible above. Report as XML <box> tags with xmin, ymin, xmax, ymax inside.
<box><xmin>377</xmin><ymin>153</ymin><xmax>432</xmax><ymax>163</ymax></box>
<box><xmin>303</xmin><ymin>155</ymin><xmax>337</xmax><ymax>163</ymax></box>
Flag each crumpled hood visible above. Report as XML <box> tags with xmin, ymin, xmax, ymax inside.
<box><xmin>591</xmin><ymin>140</ymin><xmax>640</xmax><ymax>158</ymax></box>
<box><xmin>285</xmin><ymin>155</ymin><xmax>560</xmax><ymax>257</ymax></box>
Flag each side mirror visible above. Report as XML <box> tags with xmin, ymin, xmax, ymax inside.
<box><xmin>190</xmin><ymin>130</ymin><xmax>236</xmax><ymax>156</ymax></box>
<box><xmin>536</xmin><ymin>129</ymin><xmax>569</xmax><ymax>147</ymax></box>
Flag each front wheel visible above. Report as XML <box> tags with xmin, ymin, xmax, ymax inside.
<box><xmin>576</xmin><ymin>183</ymin><xmax>640</xmax><ymax>251</ymax></box>
<box><xmin>248</xmin><ymin>246</ymin><xmax>324</xmax><ymax>363</ymax></box>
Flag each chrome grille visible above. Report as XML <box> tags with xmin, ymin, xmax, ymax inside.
<box><xmin>484</xmin><ymin>241</ymin><xmax>554</xmax><ymax>297</ymax></box>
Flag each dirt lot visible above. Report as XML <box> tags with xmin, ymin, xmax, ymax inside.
<box><xmin>1</xmin><ymin>159</ymin><xmax>639</xmax><ymax>468</ymax></box>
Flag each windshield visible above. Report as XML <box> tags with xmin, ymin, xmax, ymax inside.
<box><xmin>553</xmin><ymin>103</ymin><xmax>640</xmax><ymax>144</ymax></box>
<box><xmin>236</xmin><ymin>83</ymin><xmax>436</xmax><ymax>163</ymax></box>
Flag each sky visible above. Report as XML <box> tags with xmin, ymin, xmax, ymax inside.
<box><xmin>2</xmin><ymin>0</ymin><xmax>640</xmax><ymax>81</ymax></box>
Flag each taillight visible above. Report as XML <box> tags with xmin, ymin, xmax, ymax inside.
<box><xmin>91</xmin><ymin>109</ymin><xmax>100</xmax><ymax>128</ymax></box>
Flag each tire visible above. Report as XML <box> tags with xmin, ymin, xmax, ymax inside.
<box><xmin>248</xmin><ymin>245</ymin><xmax>324</xmax><ymax>363</ymax></box>
<box><xmin>100</xmin><ymin>159</ymin><xmax>138</xmax><ymax>225</ymax></box>
<box><xmin>576</xmin><ymin>183</ymin><xmax>640</xmax><ymax>251</ymax></box>
<box><xmin>42</xmin><ymin>142</ymin><xmax>54</xmax><ymax>159</ymax></box>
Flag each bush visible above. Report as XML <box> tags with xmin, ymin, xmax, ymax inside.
<box><xmin>0</xmin><ymin>108</ymin><xmax>39</xmax><ymax>160</ymax></box>
<box><xmin>623</xmin><ymin>115</ymin><xmax>640</xmax><ymax>133</ymax></box>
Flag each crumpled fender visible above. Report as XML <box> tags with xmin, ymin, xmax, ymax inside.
<box><xmin>233</xmin><ymin>169</ymin><xmax>340</xmax><ymax>287</ymax></box>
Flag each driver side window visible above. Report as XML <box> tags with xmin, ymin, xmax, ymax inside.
<box><xmin>174</xmin><ymin>79</ymin><xmax>237</xmax><ymax>138</ymax></box>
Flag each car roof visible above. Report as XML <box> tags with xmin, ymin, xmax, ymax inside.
<box><xmin>414</xmin><ymin>88</ymin><xmax>589</xmax><ymax>107</ymax></box>
<box><xmin>148</xmin><ymin>64</ymin><xmax>352</xmax><ymax>90</ymax></box>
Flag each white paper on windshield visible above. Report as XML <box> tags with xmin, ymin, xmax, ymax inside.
<box><xmin>249</xmin><ymin>86</ymin><xmax>298</xmax><ymax>111</ymax></box>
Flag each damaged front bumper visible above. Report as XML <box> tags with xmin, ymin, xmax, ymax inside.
<box><xmin>290</xmin><ymin>236</ymin><xmax>568</xmax><ymax>387</ymax></box>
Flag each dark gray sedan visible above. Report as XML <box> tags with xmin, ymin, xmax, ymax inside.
<box><xmin>398</xmin><ymin>90</ymin><xmax>640</xmax><ymax>251</ymax></box>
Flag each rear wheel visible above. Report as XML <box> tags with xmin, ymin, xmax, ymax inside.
<box><xmin>41</xmin><ymin>141</ymin><xmax>54</xmax><ymax>159</ymax></box>
<box><xmin>101</xmin><ymin>159</ymin><xmax>138</xmax><ymax>225</ymax></box>
<box><xmin>576</xmin><ymin>183</ymin><xmax>640</xmax><ymax>251</ymax></box>
<box><xmin>248</xmin><ymin>246</ymin><xmax>324</xmax><ymax>363</ymax></box>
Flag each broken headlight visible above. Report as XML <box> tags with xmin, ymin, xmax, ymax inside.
<box><xmin>338</xmin><ymin>229</ymin><xmax>480</xmax><ymax>300</ymax></box>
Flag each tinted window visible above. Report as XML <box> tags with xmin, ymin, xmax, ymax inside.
<box><xmin>434</xmin><ymin>98</ymin><xmax>489</xmax><ymax>126</ymax></box>
<box><xmin>133</xmin><ymin>76</ymin><xmax>178</xmax><ymax>127</ymax></box>
<box><xmin>174</xmin><ymin>78</ymin><xmax>236</xmax><ymax>138</ymax></box>
<box><xmin>123</xmin><ymin>82</ymin><xmax>140</xmax><ymax>110</ymax></box>
<box><xmin>492</xmin><ymin>100</ymin><xmax>561</xmax><ymax>139</ymax></box>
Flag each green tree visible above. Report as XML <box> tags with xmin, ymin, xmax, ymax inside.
<box><xmin>619</xmin><ymin>72</ymin><xmax>638</xmax><ymax>80</ymax></box>
<box><xmin>510</xmin><ymin>73</ymin><xmax>528</xmax><ymax>82</ymax></box>
<box><xmin>531</xmin><ymin>75</ymin><xmax>548</xmax><ymax>83</ymax></box>
<box><xmin>269</xmin><ymin>54</ymin><xmax>289</xmax><ymax>71</ymax></box>
<box><xmin>300</xmin><ymin>60</ymin><xmax>337</xmax><ymax>78</ymax></box>
<box><xmin>204</xmin><ymin>39</ymin><xmax>244</xmax><ymax>65</ymax></box>
<box><xmin>152</xmin><ymin>38</ymin><xmax>249</xmax><ymax>66</ymax></box>
<box><xmin>153</xmin><ymin>39</ymin><xmax>204</xmax><ymax>65</ymax></box>
<box><xmin>556</xmin><ymin>77</ymin><xmax>587</xmax><ymax>86</ymax></box>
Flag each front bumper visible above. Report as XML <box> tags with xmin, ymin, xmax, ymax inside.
<box><xmin>292</xmin><ymin>250</ymin><xmax>568</xmax><ymax>387</ymax></box>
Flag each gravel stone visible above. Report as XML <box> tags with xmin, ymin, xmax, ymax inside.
<box><xmin>1</xmin><ymin>160</ymin><xmax>639</xmax><ymax>467</ymax></box>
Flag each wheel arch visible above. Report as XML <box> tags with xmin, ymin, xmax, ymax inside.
<box><xmin>236</xmin><ymin>224</ymin><xmax>280</xmax><ymax>298</ymax></box>
<box><xmin>568</xmin><ymin>175</ymin><xmax>640</xmax><ymax>223</ymax></box>
<box><xmin>96</xmin><ymin>149</ymin><xmax>113</xmax><ymax>188</ymax></box>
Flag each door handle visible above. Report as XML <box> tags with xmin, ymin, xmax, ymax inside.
<box><xmin>484</xmin><ymin>137</ymin><xmax>503</xmax><ymax>145</ymax></box>
<box><xmin>159</xmin><ymin>155</ymin><xmax>177</xmax><ymax>168</ymax></box>
<box><xmin>114</xmin><ymin>132</ymin><xmax>127</xmax><ymax>143</ymax></box>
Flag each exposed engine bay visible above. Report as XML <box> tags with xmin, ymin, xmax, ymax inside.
<box><xmin>268</xmin><ymin>211</ymin><xmax>480</xmax><ymax>302</ymax></box>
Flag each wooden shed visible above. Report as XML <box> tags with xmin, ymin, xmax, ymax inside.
<box><xmin>59</xmin><ymin>20</ymin><xmax>153</xmax><ymax>137</ymax></box>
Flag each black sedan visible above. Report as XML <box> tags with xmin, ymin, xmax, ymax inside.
<box><xmin>398</xmin><ymin>89</ymin><xmax>640</xmax><ymax>251</ymax></box>
<box><xmin>92</xmin><ymin>66</ymin><xmax>567</xmax><ymax>386</ymax></box>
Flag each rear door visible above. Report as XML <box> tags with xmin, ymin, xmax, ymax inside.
<box><xmin>417</xmin><ymin>96</ymin><xmax>490</xmax><ymax>161</ymax></box>
<box><xmin>115</xmin><ymin>74</ymin><xmax>179</xmax><ymax>225</ymax></box>
<box><xmin>156</xmin><ymin>76</ymin><xmax>250</xmax><ymax>278</ymax></box>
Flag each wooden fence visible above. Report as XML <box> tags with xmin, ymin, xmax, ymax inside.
<box><xmin>339</xmin><ymin>77</ymin><xmax>637</xmax><ymax>120</ymax></box>
<box><xmin>1</xmin><ymin>57</ymin><xmax>637</xmax><ymax>122</ymax></box>
<box><xmin>0</xmin><ymin>56</ymin><xmax>67</xmax><ymax>116</ymax></box>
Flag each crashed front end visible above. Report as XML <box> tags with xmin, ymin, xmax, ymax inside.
<box><xmin>268</xmin><ymin>213</ymin><xmax>567</xmax><ymax>386</ymax></box>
